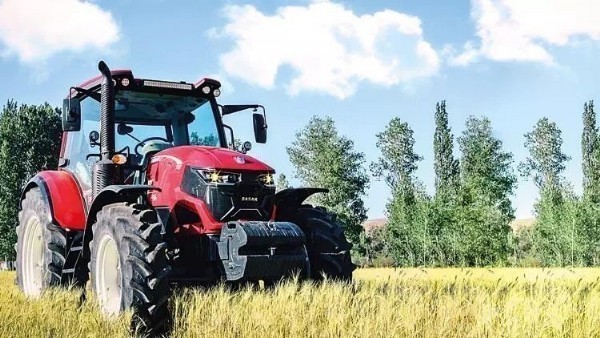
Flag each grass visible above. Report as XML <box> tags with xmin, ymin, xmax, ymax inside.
<box><xmin>3</xmin><ymin>268</ymin><xmax>600</xmax><ymax>337</ymax></box>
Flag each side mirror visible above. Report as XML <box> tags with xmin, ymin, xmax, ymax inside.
<box><xmin>253</xmin><ymin>113</ymin><xmax>267</xmax><ymax>143</ymax></box>
<box><xmin>62</xmin><ymin>98</ymin><xmax>81</xmax><ymax>132</ymax></box>
<box><xmin>89</xmin><ymin>130</ymin><xmax>100</xmax><ymax>147</ymax></box>
<box><xmin>117</xmin><ymin>123</ymin><xmax>133</xmax><ymax>135</ymax></box>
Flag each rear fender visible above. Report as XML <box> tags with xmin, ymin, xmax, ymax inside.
<box><xmin>20</xmin><ymin>171</ymin><xmax>86</xmax><ymax>231</ymax></box>
<box><xmin>266</xmin><ymin>188</ymin><xmax>328</xmax><ymax>218</ymax></box>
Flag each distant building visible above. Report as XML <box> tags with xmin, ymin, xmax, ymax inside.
<box><xmin>362</xmin><ymin>218</ymin><xmax>386</xmax><ymax>235</ymax></box>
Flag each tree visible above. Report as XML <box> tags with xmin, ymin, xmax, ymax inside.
<box><xmin>582</xmin><ymin>101</ymin><xmax>600</xmax><ymax>202</ymax></box>
<box><xmin>457</xmin><ymin>116</ymin><xmax>516</xmax><ymax>265</ymax></box>
<box><xmin>0</xmin><ymin>101</ymin><xmax>62</xmax><ymax>260</ymax></box>
<box><xmin>371</xmin><ymin>118</ymin><xmax>429</xmax><ymax>265</ymax></box>
<box><xmin>276</xmin><ymin>173</ymin><xmax>291</xmax><ymax>192</ymax></box>
<box><xmin>520</xmin><ymin>118</ymin><xmax>570</xmax><ymax>192</ymax></box>
<box><xmin>287</xmin><ymin>116</ymin><xmax>369</xmax><ymax>245</ymax></box>
<box><xmin>371</xmin><ymin>117</ymin><xmax>422</xmax><ymax>191</ymax></box>
<box><xmin>459</xmin><ymin>116</ymin><xmax>516</xmax><ymax>221</ymax></box>
<box><xmin>190</xmin><ymin>132</ymin><xmax>219</xmax><ymax>146</ymax></box>
<box><xmin>520</xmin><ymin>118</ymin><xmax>579</xmax><ymax>266</ymax></box>
<box><xmin>433</xmin><ymin>100</ymin><xmax>459</xmax><ymax>197</ymax></box>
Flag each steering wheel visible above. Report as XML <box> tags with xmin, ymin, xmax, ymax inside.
<box><xmin>134</xmin><ymin>137</ymin><xmax>170</xmax><ymax>156</ymax></box>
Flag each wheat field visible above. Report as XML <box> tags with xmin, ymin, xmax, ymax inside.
<box><xmin>2</xmin><ymin>268</ymin><xmax>600</xmax><ymax>337</ymax></box>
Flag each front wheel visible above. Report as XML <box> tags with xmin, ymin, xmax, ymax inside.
<box><xmin>89</xmin><ymin>202</ymin><xmax>171</xmax><ymax>333</ymax></box>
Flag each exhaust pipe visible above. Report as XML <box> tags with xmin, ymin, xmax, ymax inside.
<box><xmin>98</xmin><ymin>61</ymin><xmax>115</xmax><ymax>161</ymax></box>
<box><xmin>92</xmin><ymin>61</ymin><xmax>119</xmax><ymax>197</ymax></box>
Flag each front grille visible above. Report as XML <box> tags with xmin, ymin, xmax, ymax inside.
<box><xmin>182</xmin><ymin>168</ymin><xmax>275</xmax><ymax>221</ymax></box>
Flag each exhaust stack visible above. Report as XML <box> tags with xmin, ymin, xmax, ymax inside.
<box><xmin>98</xmin><ymin>61</ymin><xmax>115</xmax><ymax>160</ymax></box>
<box><xmin>92</xmin><ymin>61</ymin><xmax>119</xmax><ymax>197</ymax></box>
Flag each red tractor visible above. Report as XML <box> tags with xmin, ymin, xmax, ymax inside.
<box><xmin>15</xmin><ymin>61</ymin><xmax>354</xmax><ymax>330</ymax></box>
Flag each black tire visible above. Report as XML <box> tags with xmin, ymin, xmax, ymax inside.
<box><xmin>16</xmin><ymin>188</ymin><xmax>67</xmax><ymax>295</ymax></box>
<box><xmin>294</xmin><ymin>207</ymin><xmax>355</xmax><ymax>281</ymax></box>
<box><xmin>89</xmin><ymin>202</ymin><xmax>171</xmax><ymax>334</ymax></box>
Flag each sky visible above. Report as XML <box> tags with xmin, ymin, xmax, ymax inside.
<box><xmin>2</xmin><ymin>0</ymin><xmax>600</xmax><ymax>220</ymax></box>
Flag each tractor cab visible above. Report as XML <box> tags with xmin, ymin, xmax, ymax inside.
<box><xmin>60</xmin><ymin>69</ymin><xmax>266</xmax><ymax>204</ymax></box>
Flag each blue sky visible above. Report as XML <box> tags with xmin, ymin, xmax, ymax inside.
<box><xmin>2</xmin><ymin>0</ymin><xmax>600</xmax><ymax>220</ymax></box>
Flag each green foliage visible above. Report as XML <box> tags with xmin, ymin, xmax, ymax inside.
<box><xmin>520</xmin><ymin>117</ymin><xmax>570</xmax><ymax>191</ymax></box>
<box><xmin>275</xmin><ymin>173</ymin><xmax>291</xmax><ymax>192</ymax></box>
<box><xmin>385</xmin><ymin>185</ymin><xmax>431</xmax><ymax>266</ymax></box>
<box><xmin>582</xmin><ymin>101</ymin><xmax>600</xmax><ymax>202</ymax></box>
<box><xmin>287</xmin><ymin>116</ymin><xmax>369</xmax><ymax>245</ymax></box>
<box><xmin>0</xmin><ymin>101</ymin><xmax>61</xmax><ymax>260</ymax></box>
<box><xmin>456</xmin><ymin>116</ymin><xmax>516</xmax><ymax>265</ymax></box>
<box><xmin>433</xmin><ymin>100</ymin><xmax>459</xmax><ymax>198</ymax></box>
<box><xmin>518</xmin><ymin>118</ymin><xmax>581</xmax><ymax>266</ymax></box>
<box><xmin>190</xmin><ymin>132</ymin><xmax>219</xmax><ymax>146</ymax></box>
<box><xmin>430</xmin><ymin>101</ymin><xmax>462</xmax><ymax>265</ymax></box>
<box><xmin>522</xmin><ymin>108</ymin><xmax>600</xmax><ymax>267</ymax></box>
<box><xmin>529</xmin><ymin>188</ymin><xmax>588</xmax><ymax>266</ymax></box>
<box><xmin>370</xmin><ymin>118</ymin><xmax>434</xmax><ymax>266</ymax></box>
<box><xmin>368</xmin><ymin>113</ymin><xmax>516</xmax><ymax>267</ymax></box>
<box><xmin>370</xmin><ymin>117</ymin><xmax>422</xmax><ymax>191</ymax></box>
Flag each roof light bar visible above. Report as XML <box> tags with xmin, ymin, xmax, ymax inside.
<box><xmin>143</xmin><ymin>80</ymin><xmax>193</xmax><ymax>90</ymax></box>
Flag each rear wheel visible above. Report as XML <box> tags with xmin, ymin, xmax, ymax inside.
<box><xmin>293</xmin><ymin>207</ymin><xmax>355</xmax><ymax>281</ymax></box>
<box><xmin>89</xmin><ymin>202</ymin><xmax>171</xmax><ymax>333</ymax></box>
<box><xmin>16</xmin><ymin>188</ymin><xmax>67</xmax><ymax>296</ymax></box>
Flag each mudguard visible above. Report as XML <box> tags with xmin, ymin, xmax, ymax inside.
<box><xmin>20</xmin><ymin>171</ymin><xmax>86</xmax><ymax>231</ymax></box>
<box><xmin>85</xmin><ymin>185</ymin><xmax>160</xmax><ymax>229</ymax></box>
<box><xmin>81</xmin><ymin>185</ymin><xmax>161</xmax><ymax>260</ymax></box>
<box><xmin>265</xmin><ymin>188</ymin><xmax>329</xmax><ymax>210</ymax></box>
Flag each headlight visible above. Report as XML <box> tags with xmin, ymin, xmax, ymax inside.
<box><xmin>201</xmin><ymin>170</ymin><xmax>241</xmax><ymax>184</ymax></box>
<box><xmin>258</xmin><ymin>173</ymin><xmax>275</xmax><ymax>186</ymax></box>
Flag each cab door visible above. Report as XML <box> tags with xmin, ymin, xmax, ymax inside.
<box><xmin>60</xmin><ymin>97</ymin><xmax>100</xmax><ymax>206</ymax></box>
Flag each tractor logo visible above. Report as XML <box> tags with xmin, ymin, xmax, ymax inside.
<box><xmin>233</xmin><ymin>156</ymin><xmax>246</xmax><ymax>164</ymax></box>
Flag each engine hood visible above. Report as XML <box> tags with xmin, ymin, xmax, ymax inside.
<box><xmin>153</xmin><ymin>145</ymin><xmax>274</xmax><ymax>172</ymax></box>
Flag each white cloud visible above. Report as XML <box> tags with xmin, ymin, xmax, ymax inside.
<box><xmin>451</xmin><ymin>0</ymin><xmax>600</xmax><ymax>66</ymax></box>
<box><xmin>212</xmin><ymin>1</ymin><xmax>439</xmax><ymax>99</ymax></box>
<box><xmin>0</xmin><ymin>0</ymin><xmax>119</xmax><ymax>63</ymax></box>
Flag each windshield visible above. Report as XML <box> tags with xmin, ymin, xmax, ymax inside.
<box><xmin>188</xmin><ymin>101</ymin><xmax>220</xmax><ymax>147</ymax></box>
<box><xmin>113</xmin><ymin>91</ymin><xmax>221</xmax><ymax>147</ymax></box>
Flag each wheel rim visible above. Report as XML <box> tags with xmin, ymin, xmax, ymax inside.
<box><xmin>23</xmin><ymin>216</ymin><xmax>44</xmax><ymax>297</ymax></box>
<box><xmin>96</xmin><ymin>234</ymin><xmax>122</xmax><ymax>316</ymax></box>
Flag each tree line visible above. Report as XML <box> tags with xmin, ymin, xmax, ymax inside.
<box><xmin>285</xmin><ymin>101</ymin><xmax>600</xmax><ymax>267</ymax></box>
<box><xmin>1</xmin><ymin>98</ymin><xmax>599</xmax><ymax>267</ymax></box>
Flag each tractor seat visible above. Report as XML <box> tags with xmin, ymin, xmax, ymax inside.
<box><xmin>139</xmin><ymin>141</ymin><xmax>173</xmax><ymax>167</ymax></box>
<box><xmin>133</xmin><ymin>140</ymin><xmax>173</xmax><ymax>184</ymax></box>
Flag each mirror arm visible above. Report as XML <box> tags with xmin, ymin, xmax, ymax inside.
<box><xmin>70</xmin><ymin>86</ymin><xmax>101</xmax><ymax>102</ymax></box>
<box><xmin>222</xmin><ymin>124</ymin><xmax>236</xmax><ymax>150</ymax></box>
<box><xmin>258</xmin><ymin>105</ymin><xmax>267</xmax><ymax>126</ymax></box>
<box><xmin>127</xmin><ymin>133</ymin><xmax>142</xmax><ymax>143</ymax></box>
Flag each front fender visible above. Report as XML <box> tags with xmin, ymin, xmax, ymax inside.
<box><xmin>82</xmin><ymin>185</ymin><xmax>160</xmax><ymax>259</ymax></box>
<box><xmin>85</xmin><ymin>185</ymin><xmax>160</xmax><ymax>229</ymax></box>
<box><xmin>21</xmin><ymin>171</ymin><xmax>86</xmax><ymax>231</ymax></box>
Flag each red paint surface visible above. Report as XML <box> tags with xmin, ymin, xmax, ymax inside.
<box><xmin>38</xmin><ymin>171</ymin><xmax>86</xmax><ymax>230</ymax></box>
<box><xmin>154</xmin><ymin>146</ymin><xmax>274</xmax><ymax>172</ymax></box>
<box><xmin>147</xmin><ymin>146</ymin><xmax>274</xmax><ymax>234</ymax></box>
<box><xmin>67</xmin><ymin>69</ymin><xmax>133</xmax><ymax>98</ymax></box>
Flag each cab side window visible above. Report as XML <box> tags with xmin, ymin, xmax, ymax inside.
<box><xmin>63</xmin><ymin>98</ymin><xmax>100</xmax><ymax>201</ymax></box>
